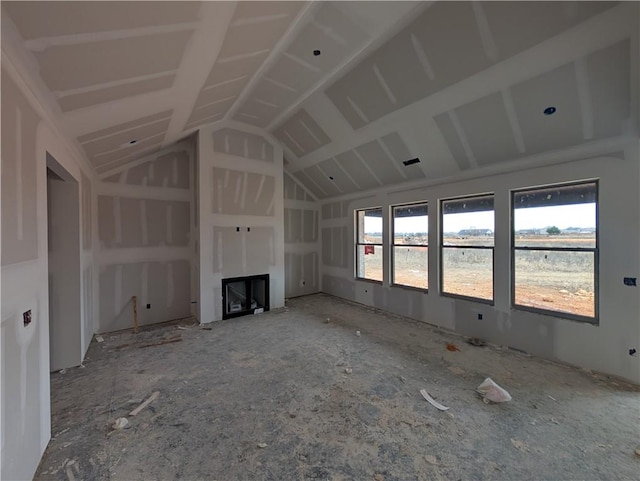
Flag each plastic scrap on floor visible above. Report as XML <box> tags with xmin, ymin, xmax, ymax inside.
<box><xmin>355</xmin><ymin>330</ymin><xmax>361</xmax><ymax>337</ymax></box>
<box><xmin>477</xmin><ymin>378</ymin><xmax>512</xmax><ymax>403</ymax></box>
<box><xmin>112</xmin><ymin>418</ymin><xmax>129</xmax><ymax>430</ymax></box>
<box><xmin>467</xmin><ymin>337</ymin><xmax>486</xmax><ymax>347</ymax></box>
<box><xmin>257</xmin><ymin>443</ymin><xmax>268</xmax><ymax>449</ymax></box>
<box><xmin>95</xmin><ymin>335</ymin><xmax>104</xmax><ymax>343</ymax></box>
<box><xmin>420</xmin><ymin>389</ymin><xmax>450</xmax><ymax>411</ymax></box>
<box><xmin>446</xmin><ymin>343</ymin><xmax>460</xmax><ymax>352</ymax></box>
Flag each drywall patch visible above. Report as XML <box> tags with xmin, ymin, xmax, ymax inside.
<box><xmin>99</xmin><ymin>260</ymin><xmax>190</xmax><ymax>332</ymax></box>
<box><xmin>1</xmin><ymin>68</ymin><xmax>39</xmax><ymax>265</ymax></box>
<box><xmin>212</xmin><ymin>167</ymin><xmax>275</xmax><ymax>216</ymax></box>
<box><xmin>212</xmin><ymin>128</ymin><xmax>274</xmax><ymax>163</ymax></box>
<box><xmin>246</xmin><ymin>227</ymin><xmax>276</xmax><ymax>275</ymax></box>
<box><xmin>322</xmin><ymin>274</ymin><xmax>355</xmax><ymax>301</ymax></box>
<box><xmin>303</xmin><ymin>210</ymin><xmax>317</xmax><ymax>242</ymax></box>
<box><xmin>81</xmin><ymin>171</ymin><xmax>93</xmax><ymax>249</ymax></box>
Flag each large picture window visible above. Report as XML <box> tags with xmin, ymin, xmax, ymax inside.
<box><xmin>392</xmin><ymin>203</ymin><xmax>428</xmax><ymax>290</ymax></box>
<box><xmin>441</xmin><ymin>194</ymin><xmax>494</xmax><ymax>302</ymax></box>
<box><xmin>512</xmin><ymin>181</ymin><xmax>598</xmax><ymax>321</ymax></box>
<box><xmin>356</xmin><ymin>208</ymin><xmax>383</xmax><ymax>282</ymax></box>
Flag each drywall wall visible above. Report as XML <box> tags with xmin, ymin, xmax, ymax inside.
<box><xmin>283</xmin><ymin>172</ymin><xmax>320</xmax><ymax>298</ymax></box>
<box><xmin>320</xmin><ymin>146</ymin><xmax>640</xmax><ymax>383</ymax></box>
<box><xmin>47</xmin><ymin>166</ymin><xmax>82</xmax><ymax>372</ymax></box>
<box><xmin>198</xmin><ymin>122</ymin><xmax>285</xmax><ymax>322</ymax></box>
<box><xmin>1</xmin><ymin>62</ymin><xmax>96</xmax><ymax>481</ymax></box>
<box><xmin>96</xmin><ymin>141</ymin><xmax>196</xmax><ymax>332</ymax></box>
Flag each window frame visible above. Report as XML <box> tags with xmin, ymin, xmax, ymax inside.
<box><xmin>510</xmin><ymin>180</ymin><xmax>599</xmax><ymax>323</ymax></box>
<box><xmin>439</xmin><ymin>193</ymin><xmax>495</xmax><ymax>305</ymax></box>
<box><xmin>355</xmin><ymin>207</ymin><xmax>383</xmax><ymax>284</ymax></box>
<box><xmin>391</xmin><ymin>201</ymin><xmax>429</xmax><ymax>292</ymax></box>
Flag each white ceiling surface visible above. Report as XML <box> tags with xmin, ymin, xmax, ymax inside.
<box><xmin>1</xmin><ymin>1</ymin><xmax>638</xmax><ymax>189</ymax></box>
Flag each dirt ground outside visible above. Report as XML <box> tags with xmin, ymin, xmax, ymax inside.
<box><xmin>361</xmin><ymin>236</ymin><xmax>595</xmax><ymax>317</ymax></box>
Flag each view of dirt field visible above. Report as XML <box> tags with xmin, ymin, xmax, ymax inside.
<box><xmin>360</xmin><ymin>235</ymin><xmax>595</xmax><ymax>317</ymax></box>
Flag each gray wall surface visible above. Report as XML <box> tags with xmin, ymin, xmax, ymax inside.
<box><xmin>1</xmin><ymin>65</ymin><xmax>96</xmax><ymax>481</ymax></box>
<box><xmin>319</xmin><ymin>151</ymin><xmax>640</xmax><ymax>384</ymax></box>
<box><xmin>284</xmin><ymin>172</ymin><xmax>320</xmax><ymax>298</ymax></box>
<box><xmin>198</xmin><ymin>122</ymin><xmax>285</xmax><ymax>322</ymax></box>
<box><xmin>47</xmin><ymin>171</ymin><xmax>82</xmax><ymax>372</ymax></box>
<box><xmin>96</xmin><ymin>140</ymin><xmax>196</xmax><ymax>332</ymax></box>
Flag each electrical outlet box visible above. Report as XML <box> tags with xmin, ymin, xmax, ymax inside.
<box><xmin>623</xmin><ymin>277</ymin><xmax>637</xmax><ymax>287</ymax></box>
<box><xmin>23</xmin><ymin>310</ymin><xmax>32</xmax><ymax>327</ymax></box>
<box><xmin>146</xmin><ymin>304</ymin><xmax>151</xmax><ymax>309</ymax></box>
<box><xmin>477</xmin><ymin>313</ymin><xmax>483</xmax><ymax>320</ymax></box>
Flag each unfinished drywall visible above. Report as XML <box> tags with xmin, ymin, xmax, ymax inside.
<box><xmin>284</xmin><ymin>172</ymin><xmax>320</xmax><ymax>298</ymax></box>
<box><xmin>319</xmin><ymin>146</ymin><xmax>640</xmax><ymax>383</ymax></box>
<box><xmin>96</xmin><ymin>140</ymin><xmax>196</xmax><ymax>332</ymax></box>
<box><xmin>47</xmin><ymin>164</ymin><xmax>82</xmax><ymax>372</ymax></box>
<box><xmin>1</xmin><ymin>63</ymin><xmax>96</xmax><ymax>481</ymax></box>
<box><xmin>198</xmin><ymin>122</ymin><xmax>285</xmax><ymax>322</ymax></box>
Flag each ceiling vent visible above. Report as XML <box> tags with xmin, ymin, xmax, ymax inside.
<box><xmin>402</xmin><ymin>157</ymin><xmax>421</xmax><ymax>166</ymax></box>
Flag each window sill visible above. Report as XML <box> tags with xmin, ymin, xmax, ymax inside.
<box><xmin>355</xmin><ymin>277</ymin><xmax>383</xmax><ymax>285</ymax></box>
<box><xmin>391</xmin><ymin>283</ymin><xmax>428</xmax><ymax>294</ymax></box>
<box><xmin>512</xmin><ymin>304</ymin><xmax>598</xmax><ymax>325</ymax></box>
<box><xmin>441</xmin><ymin>292</ymin><xmax>494</xmax><ymax>306</ymax></box>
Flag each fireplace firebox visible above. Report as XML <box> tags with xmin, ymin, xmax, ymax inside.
<box><xmin>221</xmin><ymin>274</ymin><xmax>269</xmax><ymax>320</ymax></box>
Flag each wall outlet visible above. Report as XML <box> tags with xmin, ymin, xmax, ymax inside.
<box><xmin>623</xmin><ymin>277</ymin><xmax>637</xmax><ymax>286</ymax></box>
<box><xmin>477</xmin><ymin>313</ymin><xmax>483</xmax><ymax>320</ymax></box>
<box><xmin>146</xmin><ymin>304</ymin><xmax>151</xmax><ymax>309</ymax></box>
<box><xmin>23</xmin><ymin>310</ymin><xmax>32</xmax><ymax>327</ymax></box>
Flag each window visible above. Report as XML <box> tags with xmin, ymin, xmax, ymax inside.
<box><xmin>441</xmin><ymin>194</ymin><xmax>494</xmax><ymax>302</ymax></box>
<box><xmin>512</xmin><ymin>181</ymin><xmax>597</xmax><ymax>321</ymax></box>
<box><xmin>356</xmin><ymin>208</ymin><xmax>383</xmax><ymax>282</ymax></box>
<box><xmin>392</xmin><ymin>203</ymin><xmax>428</xmax><ymax>290</ymax></box>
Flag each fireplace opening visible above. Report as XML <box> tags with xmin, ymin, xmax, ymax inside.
<box><xmin>222</xmin><ymin>274</ymin><xmax>269</xmax><ymax>320</ymax></box>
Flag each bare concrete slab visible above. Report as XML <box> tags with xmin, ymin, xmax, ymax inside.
<box><xmin>35</xmin><ymin>294</ymin><xmax>638</xmax><ymax>480</ymax></box>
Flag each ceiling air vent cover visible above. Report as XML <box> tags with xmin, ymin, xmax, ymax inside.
<box><xmin>402</xmin><ymin>157</ymin><xmax>421</xmax><ymax>166</ymax></box>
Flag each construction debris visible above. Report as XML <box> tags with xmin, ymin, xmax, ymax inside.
<box><xmin>112</xmin><ymin>418</ymin><xmax>129</xmax><ymax>430</ymax></box>
<box><xmin>95</xmin><ymin>336</ymin><xmax>104</xmax><ymax>343</ymax></box>
<box><xmin>257</xmin><ymin>443</ymin><xmax>268</xmax><ymax>449</ymax></box>
<box><xmin>355</xmin><ymin>331</ymin><xmax>361</xmax><ymax>337</ymax></box>
<box><xmin>419</xmin><ymin>389</ymin><xmax>450</xmax><ymax>411</ymax></box>
<box><xmin>446</xmin><ymin>343</ymin><xmax>460</xmax><ymax>352</ymax></box>
<box><xmin>138</xmin><ymin>334</ymin><xmax>182</xmax><ymax>349</ymax></box>
<box><xmin>467</xmin><ymin>337</ymin><xmax>486</xmax><ymax>347</ymax></box>
<box><xmin>477</xmin><ymin>378</ymin><xmax>512</xmax><ymax>403</ymax></box>
<box><xmin>129</xmin><ymin>391</ymin><xmax>160</xmax><ymax>416</ymax></box>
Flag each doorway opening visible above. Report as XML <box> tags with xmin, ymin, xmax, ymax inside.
<box><xmin>46</xmin><ymin>153</ymin><xmax>82</xmax><ymax>371</ymax></box>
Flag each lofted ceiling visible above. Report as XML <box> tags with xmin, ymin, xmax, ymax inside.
<box><xmin>1</xmin><ymin>1</ymin><xmax>637</xmax><ymax>194</ymax></box>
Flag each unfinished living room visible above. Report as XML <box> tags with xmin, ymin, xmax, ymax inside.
<box><xmin>1</xmin><ymin>1</ymin><xmax>639</xmax><ymax>480</ymax></box>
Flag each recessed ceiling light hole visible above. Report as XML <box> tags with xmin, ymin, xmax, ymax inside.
<box><xmin>313</xmin><ymin>50</ymin><xmax>321</xmax><ymax>56</ymax></box>
<box><xmin>129</xmin><ymin>139</ymin><xmax>138</xmax><ymax>145</ymax></box>
<box><xmin>543</xmin><ymin>106</ymin><xmax>557</xmax><ymax>116</ymax></box>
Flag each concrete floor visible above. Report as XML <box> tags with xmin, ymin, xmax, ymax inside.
<box><xmin>36</xmin><ymin>293</ymin><xmax>639</xmax><ymax>481</ymax></box>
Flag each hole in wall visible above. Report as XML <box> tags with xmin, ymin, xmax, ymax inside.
<box><xmin>23</xmin><ymin>310</ymin><xmax>32</xmax><ymax>327</ymax></box>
